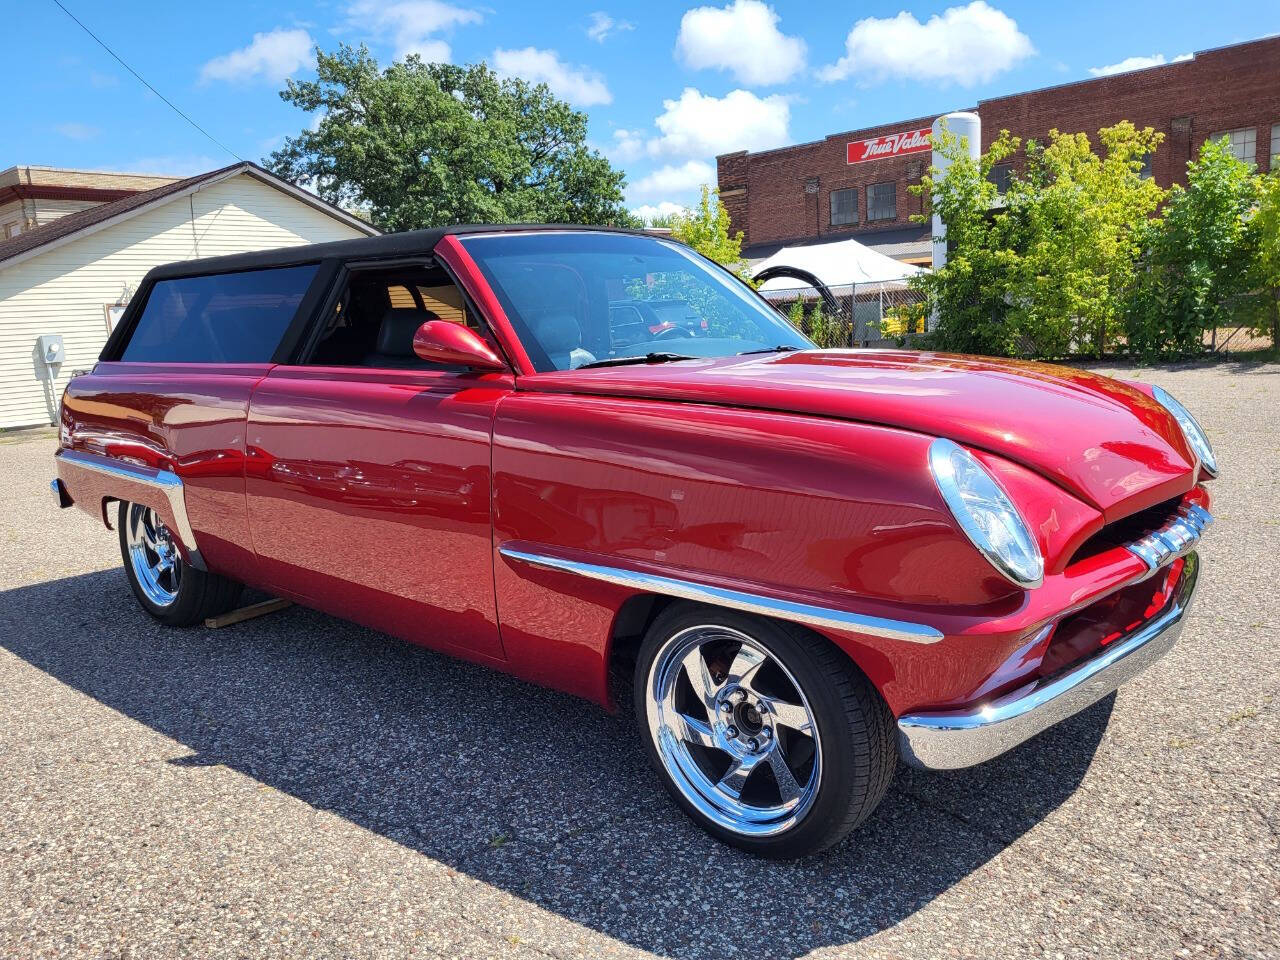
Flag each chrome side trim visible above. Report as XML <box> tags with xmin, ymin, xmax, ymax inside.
<box><xmin>499</xmin><ymin>545</ymin><xmax>944</xmax><ymax>644</ymax></box>
<box><xmin>54</xmin><ymin>449</ymin><xmax>205</xmax><ymax>570</ymax></box>
<box><xmin>1127</xmin><ymin>502</ymin><xmax>1212</xmax><ymax>574</ymax></box>
<box><xmin>898</xmin><ymin>552</ymin><xmax>1200</xmax><ymax>770</ymax></box>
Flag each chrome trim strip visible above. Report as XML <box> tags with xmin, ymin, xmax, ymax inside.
<box><xmin>499</xmin><ymin>545</ymin><xmax>944</xmax><ymax>643</ymax></box>
<box><xmin>54</xmin><ymin>449</ymin><xmax>205</xmax><ymax>570</ymax></box>
<box><xmin>1126</xmin><ymin>502</ymin><xmax>1212</xmax><ymax>574</ymax></box>
<box><xmin>898</xmin><ymin>553</ymin><xmax>1200</xmax><ymax>770</ymax></box>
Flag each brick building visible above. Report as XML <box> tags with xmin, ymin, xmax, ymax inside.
<box><xmin>0</xmin><ymin>166</ymin><xmax>182</xmax><ymax>240</ymax></box>
<box><xmin>717</xmin><ymin>35</ymin><xmax>1280</xmax><ymax>267</ymax></box>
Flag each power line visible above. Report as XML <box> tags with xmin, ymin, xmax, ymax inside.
<box><xmin>48</xmin><ymin>0</ymin><xmax>243</xmax><ymax>163</ymax></box>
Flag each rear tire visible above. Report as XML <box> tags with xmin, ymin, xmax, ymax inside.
<box><xmin>634</xmin><ymin>603</ymin><xmax>897</xmax><ymax>859</ymax></box>
<box><xmin>118</xmin><ymin>501</ymin><xmax>242</xmax><ymax>627</ymax></box>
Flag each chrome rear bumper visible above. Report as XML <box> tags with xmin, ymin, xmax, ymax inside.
<box><xmin>897</xmin><ymin>552</ymin><xmax>1199</xmax><ymax>770</ymax></box>
<box><xmin>53</xmin><ymin>448</ymin><xmax>205</xmax><ymax>570</ymax></box>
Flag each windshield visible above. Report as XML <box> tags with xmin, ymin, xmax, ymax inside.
<box><xmin>458</xmin><ymin>231</ymin><xmax>812</xmax><ymax>372</ymax></box>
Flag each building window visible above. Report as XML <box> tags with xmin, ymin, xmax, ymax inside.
<box><xmin>829</xmin><ymin>188</ymin><xmax>858</xmax><ymax>226</ymax></box>
<box><xmin>1138</xmin><ymin>153</ymin><xmax>1153</xmax><ymax>179</ymax></box>
<box><xmin>1272</xmin><ymin>123</ymin><xmax>1279</xmax><ymax>170</ymax></box>
<box><xmin>988</xmin><ymin>163</ymin><xmax>1013</xmax><ymax>193</ymax></box>
<box><xmin>3</xmin><ymin>221</ymin><xmax>20</xmax><ymax>239</ymax></box>
<box><xmin>1211</xmin><ymin>128</ymin><xmax>1256</xmax><ymax>168</ymax></box>
<box><xmin>867</xmin><ymin>182</ymin><xmax>896</xmax><ymax>222</ymax></box>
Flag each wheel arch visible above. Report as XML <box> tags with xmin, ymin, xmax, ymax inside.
<box><xmin>605</xmin><ymin>593</ymin><xmax>891</xmax><ymax>714</ymax></box>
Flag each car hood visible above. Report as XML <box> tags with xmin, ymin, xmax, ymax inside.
<box><xmin>523</xmin><ymin>350</ymin><xmax>1199</xmax><ymax>519</ymax></box>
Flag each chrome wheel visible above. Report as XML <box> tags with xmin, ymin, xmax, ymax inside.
<box><xmin>646</xmin><ymin>624</ymin><xmax>822</xmax><ymax>837</ymax></box>
<box><xmin>125</xmin><ymin>504</ymin><xmax>182</xmax><ymax>607</ymax></box>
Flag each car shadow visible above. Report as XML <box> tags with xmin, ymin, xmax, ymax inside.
<box><xmin>2</xmin><ymin>569</ymin><xmax>1114</xmax><ymax>959</ymax></box>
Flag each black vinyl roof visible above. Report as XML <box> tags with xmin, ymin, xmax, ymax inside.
<box><xmin>145</xmin><ymin>223</ymin><xmax>650</xmax><ymax>280</ymax></box>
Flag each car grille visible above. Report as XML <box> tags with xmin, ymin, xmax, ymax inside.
<box><xmin>1069</xmin><ymin>494</ymin><xmax>1212</xmax><ymax>571</ymax></box>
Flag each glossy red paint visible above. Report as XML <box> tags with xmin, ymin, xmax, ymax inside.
<box><xmin>59</xmin><ymin>362</ymin><xmax>268</xmax><ymax>573</ymax></box>
<box><xmin>412</xmin><ymin>320</ymin><xmax>507</xmax><ymax>370</ymax></box>
<box><xmin>521</xmin><ymin>351</ymin><xmax>1200</xmax><ymax>521</ymax></box>
<box><xmin>55</xmin><ymin>228</ymin><xmax>1215</xmax><ymax>729</ymax></box>
<box><xmin>244</xmin><ymin>364</ymin><xmax>513</xmax><ymax>662</ymax></box>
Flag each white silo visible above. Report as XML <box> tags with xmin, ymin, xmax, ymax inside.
<box><xmin>930</xmin><ymin>111</ymin><xmax>981</xmax><ymax>271</ymax></box>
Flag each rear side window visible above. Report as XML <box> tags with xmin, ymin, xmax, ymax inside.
<box><xmin>121</xmin><ymin>264</ymin><xmax>319</xmax><ymax>363</ymax></box>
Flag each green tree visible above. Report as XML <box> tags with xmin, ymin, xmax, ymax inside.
<box><xmin>909</xmin><ymin>124</ymin><xmax>1022</xmax><ymax>355</ymax></box>
<box><xmin>266</xmin><ymin>45</ymin><xmax>635</xmax><ymax>230</ymax></box>
<box><xmin>1008</xmin><ymin>122</ymin><xmax>1166</xmax><ymax>357</ymax></box>
<box><xmin>642</xmin><ymin>209</ymin><xmax>686</xmax><ymax>229</ymax></box>
<box><xmin>669</xmin><ymin>186</ymin><xmax>750</xmax><ymax>279</ymax></box>
<box><xmin>1125</xmin><ymin>137</ymin><xmax>1260</xmax><ymax>359</ymax></box>
<box><xmin>1252</xmin><ymin>170</ymin><xmax>1280</xmax><ymax>347</ymax></box>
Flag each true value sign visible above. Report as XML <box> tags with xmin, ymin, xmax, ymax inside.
<box><xmin>846</xmin><ymin>128</ymin><xmax>932</xmax><ymax>164</ymax></box>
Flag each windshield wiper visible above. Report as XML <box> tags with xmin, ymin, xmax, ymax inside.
<box><xmin>577</xmin><ymin>352</ymin><xmax>697</xmax><ymax>369</ymax></box>
<box><xmin>737</xmin><ymin>345</ymin><xmax>802</xmax><ymax>355</ymax></box>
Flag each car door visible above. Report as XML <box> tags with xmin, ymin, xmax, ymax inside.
<box><xmin>243</xmin><ymin>259</ymin><xmax>513</xmax><ymax>662</ymax></box>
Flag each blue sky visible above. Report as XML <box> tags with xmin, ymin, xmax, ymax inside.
<box><xmin>9</xmin><ymin>0</ymin><xmax>1278</xmax><ymax>219</ymax></box>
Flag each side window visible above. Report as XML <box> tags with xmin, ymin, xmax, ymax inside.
<box><xmin>121</xmin><ymin>264</ymin><xmax>318</xmax><ymax>363</ymax></box>
<box><xmin>306</xmin><ymin>264</ymin><xmax>490</xmax><ymax>369</ymax></box>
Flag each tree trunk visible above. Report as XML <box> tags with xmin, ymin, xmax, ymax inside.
<box><xmin>1272</xmin><ymin>288</ymin><xmax>1280</xmax><ymax>349</ymax></box>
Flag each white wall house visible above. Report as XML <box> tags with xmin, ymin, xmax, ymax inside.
<box><xmin>0</xmin><ymin>162</ymin><xmax>378</xmax><ymax>430</ymax></box>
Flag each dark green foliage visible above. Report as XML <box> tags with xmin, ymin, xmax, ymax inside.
<box><xmin>266</xmin><ymin>45</ymin><xmax>635</xmax><ymax>231</ymax></box>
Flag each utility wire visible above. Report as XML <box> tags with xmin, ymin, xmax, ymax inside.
<box><xmin>48</xmin><ymin>0</ymin><xmax>243</xmax><ymax>162</ymax></box>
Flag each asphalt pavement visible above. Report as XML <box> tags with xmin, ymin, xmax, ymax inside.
<box><xmin>1</xmin><ymin>359</ymin><xmax>1277</xmax><ymax>959</ymax></box>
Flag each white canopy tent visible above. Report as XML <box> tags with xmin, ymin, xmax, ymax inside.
<box><xmin>753</xmin><ymin>237</ymin><xmax>925</xmax><ymax>291</ymax></box>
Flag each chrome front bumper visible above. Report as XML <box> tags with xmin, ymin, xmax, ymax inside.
<box><xmin>897</xmin><ymin>552</ymin><xmax>1200</xmax><ymax>770</ymax></box>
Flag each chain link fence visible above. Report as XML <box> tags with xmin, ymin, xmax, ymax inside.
<box><xmin>760</xmin><ymin>279</ymin><xmax>929</xmax><ymax>349</ymax></box>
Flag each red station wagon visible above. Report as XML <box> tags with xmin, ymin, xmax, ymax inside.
<box><xmin>52</xmin><ymin>226</ymin><xmax>1215</xmax><ymax>858</ymax></box>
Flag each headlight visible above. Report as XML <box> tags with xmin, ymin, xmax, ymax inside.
<box><xmin>1152</xmin><ymin>385</ymin><xmax>1217</xmax><ymax>477</ymax></box>
<box><xmin>928</xmin><ymin>438</ymin><xmax>1044</xmax><ymax>589</ymax></box>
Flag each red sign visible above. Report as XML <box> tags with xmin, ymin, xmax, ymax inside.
<box><xmin>846</xmin><ymin>128</ymin><xmax>932</xmax><ymax>164</ymax></box>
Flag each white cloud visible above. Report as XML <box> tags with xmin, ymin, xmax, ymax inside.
<box><xmin>818</xmin><ymin>1</ymin><xmax>1034</xmax><ymax>87</ymax></box>
<box><xmin>199</xmin><ymin>28</ymin><xmax>314</xmax><ymax>85</ymax></box>
<box><xmin>587</xmin><ymin>11</ymin><xmax>634</xmax><ymax>43</ymax></box>
<box><xmin>631</xmin><ymin>201</ymin><xmax>688</xmax><ymax>223</ymax></box>
<box><xmin>675</xmin><ymin>0</ymin><xmax>805</xmax><ymax>86</ymax></box>
<box><xmin>648</xmin><ymin>87</ymin><xmax>790</xmax><ymax>158</ymax></box>
<box><xmin>55</xmin><ymin>122</ymin><xmax>100</xmax><ymax>141</ymax></box>
<box><xmin>1088</xmin><ymin>52</ymin><xmax>1192</xmax><ymax>77</ymax></box>
<box><xmin>632</xmin><ymin>161</ymin><xmax>716</xmax><ymax>196</ymax></box>
<box><xmin>607</xmin><ymin>128</ymin><xmax>646</xmax><ymax>164</ymax></box>
<box><xmin>492</xmin><ymin>47</ymin><xmax>612</xmax><ymax>106</ymax></box>
<box><xmin>346</xmin><ymin>0</ymin><xmax>482</xmax><ymax>62</ymax></box>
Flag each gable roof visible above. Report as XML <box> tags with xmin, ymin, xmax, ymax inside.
<box><xmin>0</xmin><ymin>161</ymin><xmax>379</xmax><ymax>269</ymax></box>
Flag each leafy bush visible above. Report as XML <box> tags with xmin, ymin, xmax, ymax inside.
<box><xmin>914</xmin><ymin>124</ymin><xmax>1278</xmax><ymax>362</ymax></box>
<box><xmin>1125</xmin><ymin>138</ymin><xmax>1261</xmax><ymax>359</ymax></box>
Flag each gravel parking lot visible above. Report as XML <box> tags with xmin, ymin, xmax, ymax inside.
<box><xmin>2</xmin><ymin>359</ymin><xmax>1277</xmax><ymax>959</ymax></box>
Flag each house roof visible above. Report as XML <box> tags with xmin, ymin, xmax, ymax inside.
<box><xmin>0</xmin><ymin>161</ymin><xmax>378</xmax><ymax>269</ymax></box>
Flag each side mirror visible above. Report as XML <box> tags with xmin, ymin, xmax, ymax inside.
<box><xmin>412</xmin><ymin>321</ymin><xmax>507</xmax><ymax>371</ymax></box>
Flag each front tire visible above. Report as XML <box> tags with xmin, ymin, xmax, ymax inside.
<box><xmin>118</xmin><ymin>501</ymin><xmax>242</xmax><ymax>627</ymax></box>
<box><xmin>634</xmin><ymin>603</ymin><xmax>896</xmax><ymax>859</ymax></box>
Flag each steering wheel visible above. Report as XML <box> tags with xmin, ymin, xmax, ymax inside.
<box><xmin>654</xmin><ymin>325</ymin><xmax>695</xmax><ymax>341</ymax></box>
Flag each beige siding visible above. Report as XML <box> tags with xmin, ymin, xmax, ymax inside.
<box><xmin>0</xmin><ymin>201</ymin><xmax>26</xmax><ymax>235</ymax></box>
<box><xmin>1</xmin><ymin>198</ymin><xmax>103</xmax><ymax>230</ymax></box>
<box><xmin>0</xmin><ymin>173</ymin><xmax>369</xmax><ymax>429</ymax></box>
